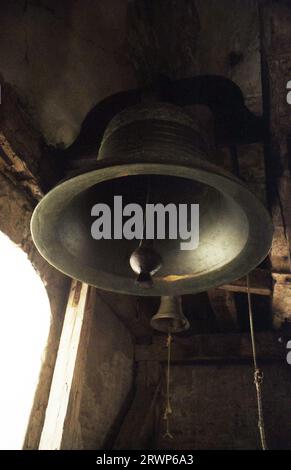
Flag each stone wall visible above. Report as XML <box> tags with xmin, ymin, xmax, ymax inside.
<box><xmin>156</xmin><ymin>361</ymin><xmax>291</xmax><ymax>450</ymax></box>
<box><xmin>78</xmin><ymin>295</ymin><xmax>134</xmax><ymax>449</ymax></box>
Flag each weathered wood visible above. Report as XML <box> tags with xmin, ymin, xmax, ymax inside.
<box><xmin>135</xmin><ymin>332</ymin><xmax>284</xmax><ymax>363</ymax></box>
<box><xmin>0</xmin><ymin>131</ymin><xmax>43</xmax><ymax>201</ymax></box>
<box><xmin>218</xmin><ymin>268</ymin><xmax>272</xmax><ymax>296</ymax></box>
<box><xmin>208</xmin><ymin>289</ymin><xmax>238</xmax><ymax>332</ymax></box>
<box><xmin>39</xmin><ymin>281</ymin><xmax>95</xmax><ymax>450</ymax></box>
<box><xmin>98</xmin><ymin>291</ymin><xmax>159</xmax><ymax>338</ymax></box>
<box><xmin>236</xmin><ymin>143</ymin><xmax>267</xmax><ymax>204</ymax></box>
<box><xmin>0</xmin><ymin>78</ymin><xmax>43</xmax><ymax>201</ymax></box>
<box><xmin>259</xmin><ymin>2</ymin><xmax>291</xmax><ymax>325</ymax></box>
<box><xmin>272</xmin><ymin>273</ymin><xmax>291</xmax><ymax>329</ymax></box>
<box><xmin>209</xmin><ymin>141</ymin><xmax>270</xmax><ymax>327</ymax></box>
<box><xmin>0</xmin><ymin>77</ymin><xmax>58</xmax><ymax>198</ymax></box>
<box><xmin>260</xmin><ymin>2</ymin><xmax>291</xmax><ymax>270</ymax></box>
<box><xmin>114</xmin><ymin>361</ymin><xmax>161</xmax><ymax>450</ymax></box>
<box><xmin>269</xmin><ymin>174</ymin><xmax>291</xmax><ymax>274</ymax></box>
<box><xmin>0</xmin><ymin>78</ymin><xmax>42</xmax><ymax>175</ymax></box>
<box><xmin>126</xmin><ymin>0</ymin><xmax>200</xmax><ymax>84</ymax></box>
<box><xmin>61</xmin><ymin>285</ymin><xmax>96</xmax><ymax>449</ymax></box>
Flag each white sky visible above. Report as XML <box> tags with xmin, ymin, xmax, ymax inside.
<box><xmin>0</xmin><ymin>231</ymin><xmax>51</xmax><ymax>449</ymax></box>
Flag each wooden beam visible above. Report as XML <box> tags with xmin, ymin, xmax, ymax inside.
<box><xmin>97</xmin><ymin>291</ymin><xmax>158</xmax><ymax>338</ymax></box>
<box><xmin>0</xmin><ymin>77</ymin><xmax>59</xmax><ymax>198</ymax></box>
<box><xmin>0</xmin><ymin>78</ymin><xmax>41</xmax><ymax>175</ymax></box>
<box><xmin>0</xmin><ymin>131</ymin><xmax>43</xmax><ymax>201</ymax></box>
<box><xmin>272</xmin><ymin>273</ymin><xmax>291</xmax><ymax>328</ymax></box>
<box><xmin>218</xmin><ymin>268</ymin><xmax>272</xmax><ymax>296</ymax></box>
<box><xmin>209</xmin><ymin>143</ymin><xmax>268</xmax><ymax>327</ymax></box>
<box><xmin>236</xmin><ymin>143</ymin><xmax>267</xmax><ymax>204</ymax></box>
<box><xmin>208</xmin><ymin>289</ymin><xmax>238</xmax><ymax>332</ymax></box>
<box><xmin>135</xmin><ymin>332</ymin><xmax>284</xmax><ymax>363</ymax></box>
<box><xmin>39</xmin><ymin>280</ymin><xmax>95</xmax><ymax>450</ymax></box>
<box><xmin>114</xmin><ymin>361</ymin><xmax>161</xmax><ymax>450</ymax></box>
<box><xmin>126</xmin><ymin>0</ymin><xmax>200</xmax><ymax>85</ymax></box>
<box><xmin>259</xmin><ymin>2</ymin><xmax>291</xmax><ymax>325</ymax></box>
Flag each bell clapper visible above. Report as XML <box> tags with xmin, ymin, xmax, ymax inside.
<box><xmin>129</xmin><ymin>177</ymin><xmax>163</xmax><ymax>287</ymax></box>
<box><xmin>130</xmin><ymin>240</ymin><xmax>162</xmax><ymax>288</ymax></box>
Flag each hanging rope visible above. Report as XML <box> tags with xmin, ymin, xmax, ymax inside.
<box><xmin>246</xmin><ymin>273</ymin><xmax>268</xmax><ymax>450</ymax></box>
<box><xmin>163</xmin><ymin>331</ymin><xmax>174</xmax><ymax>439</ymax></box>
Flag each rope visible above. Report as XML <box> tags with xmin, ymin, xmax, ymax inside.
<box><xmin>246</xmin><ymin>273</ymin><xmax>268</xmax><ymax>450</ymax></box>
<box><xmin>163</xmin><ymin>332</ymin><xmax>173</xmax><ymax>439</ymax></box>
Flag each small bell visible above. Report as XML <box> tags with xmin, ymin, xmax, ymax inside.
<box><xmin>150</xmin><ymin>296</ymin><xmax>190</xmax><ymax>333</ymax></box>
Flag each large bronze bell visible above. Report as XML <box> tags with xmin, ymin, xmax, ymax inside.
<box><xmin>150</xmin><ymin>296</ymin><xmax>190</xmax><ymax>333</ymax></box>
<box><xmin>31</xmin><ymin>103</ymin><xmax>273</xmax><ymax>296</ymax></box>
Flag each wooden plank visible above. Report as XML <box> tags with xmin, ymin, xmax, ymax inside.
<box><xmin>114</xmin><ymin>361</ymin><xmax>161</xmax><ymax>450</ymax></box>
<box><xmin>61</xmin><ymin>285</ymin><xmax>96</xmax><ymax>449</ymax></box>
<box><xmin>259</xmin><ymin>2</ymin><xmax>291</xmax><ymax>325</ymax></box>
<box><xmin>272</xmin><ymin>273</ymin><xmax>291</xmax><ymax>329</ymax></box>
<box><xmin>208</xmin><ymin>289</ymin><xmax>238</xmax><ymax>332</ymax></box>
<box><xmin>0</xmin><ymin>131</ymin><xmax>43</xmax><ymax>201</ymax></box>
<box><xmin>38</xmin><ymin>280</ymin><xmax>94</xmax><ymax>450</ymax></box>
<box><xmin>218</xmin><ymin>268</ymin><xmax>272</xmax><ymax>296</ymax></box>
<box><xmin>0</xmin><ymin>76</ymin><xmax>59</xmax><ymax>195</ymax></box>
<box><xmin>97</xmin><ymin>291</ymin><xmax>158</xmax><ymax>338</ymax></box>
<box><xmin>135</xmin><ymin>332</ymin><xmax>284</xmax><ymax>363</ymax></box>
<box><xmin>270</xmin><ymin>175</ymin><xmax>291</xmax><ymax>274</ymax></box>
<box><xmin>0</xmin><ymin>77</ymin><xmax>42</xmax><ymax>178</ymax></box>
<box><xmin>236</xmin><ymin>143</ymin><xmax>267</xmax><ymax>204</ymax></box>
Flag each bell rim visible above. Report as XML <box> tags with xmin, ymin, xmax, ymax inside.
<box><xmin>31</xmin><ymin>159</ymin><xmax>273</xmax><ymax>296</ymax></box>
<box><xmin>150</xmin><ymin>322</ymin><xmax>190</xmax><ymax>334</ymax></box>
